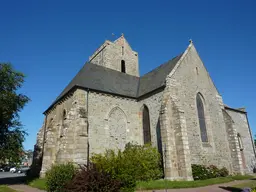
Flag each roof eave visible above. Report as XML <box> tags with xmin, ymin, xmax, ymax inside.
<box><xmin>224</xmin><ymin>106</ymin><xmax>247</xmax><ymax>114</ymax></box>
<box><xmin>43</xmin><ymin>85</ymin><xmax>138</xmax><ymax>115</ymax></box>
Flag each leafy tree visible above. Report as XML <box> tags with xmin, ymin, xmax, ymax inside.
<box><xmin>26</xmin><ymin>149</ymin><xmax>34</xmax><ymax>159</ymax></box>
<box><xmin>0</xmin><ymin>63</ymin><xmax>30</xmax><ymax>164</ymax></box>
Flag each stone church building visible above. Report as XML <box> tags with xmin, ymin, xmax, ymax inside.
<box><xmin>34</xmin><ymin>35</ymin><xmax>256</xmax><ymax>180</ymax></box>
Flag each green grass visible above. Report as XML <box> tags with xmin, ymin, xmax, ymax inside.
<box><xmin>28</xmin><ymin>178</ymin><xmax>47</xmax><ymax>190</ymax></box>
<box><xmin>0</xmin><ymin>185</ymin><xmax>17</xmax><ymax>192</ymax></box>
<box><xmin>136</xmin><ymin>175</ymin><xmax>255</xmax><ymax>190</ymax></box>
<box><xmin>28</xmin><ymin>175</ymin><xmax>255</xmax><ymax>191</ymax></box>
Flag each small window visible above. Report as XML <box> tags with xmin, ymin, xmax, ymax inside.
<box><xmin>122</xmin><ymin>46</ymin><xmax>124</xmax><ymax>55</ymax></box>
<box><xmin>196</xmin><ymin>67</ymin><xmax>199</xmax><ymax>75</ymax></box>
<box><xmin>63</xmin><ymin>109</ymin><xmax>67</xmax><ymax>120</ymax></box>
<box><xmin>237</xmin><ymin>133</ymin><xmax>243</xmax><ymax>151</ymax></box>
<box><xmin>121</xmin><ymin>60</ymin><xmax>126</xmax><ymax>73</ymax></box>
<box><xmin>49</xmin><ymin>118</ymin><xmax>53</xmax><ymax>126</ymax></box>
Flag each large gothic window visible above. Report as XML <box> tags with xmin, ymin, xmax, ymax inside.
<box><xmin>196</xmin><ymin>93</ymin><xmax>208</xmax><ymax>142</ymax></box>
<box><xmin>142</xmin><ymin>105</ymin><xmax>151</xmax><ymax>144</ymax></box>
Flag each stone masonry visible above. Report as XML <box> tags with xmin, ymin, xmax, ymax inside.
<box><xmin>35</xmin><ymin>35</ymin><xmax>256</xmax><ymax>180</ymax></box>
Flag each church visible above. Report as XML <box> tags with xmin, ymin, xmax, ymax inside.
<box><xmin>34</xmin><ymin>34</ymin><xmax>256</xmax><ymax>180</ymax></box>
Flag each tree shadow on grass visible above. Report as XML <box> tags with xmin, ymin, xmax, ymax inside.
<box><xmin>219</xmin><ymin>186</ymin><xmax>250</xmax><ymax>192</ymax></box>
<box><xmin>0</xmin><ymin>175</ymin><xmax>27</xmax><ymax>185</ymax></box>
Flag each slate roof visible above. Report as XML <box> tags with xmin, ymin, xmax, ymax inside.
<box><xmin>138</xmin><ymin>54</ymin><xmax>182</xmax><ymax>96</ymax></box>
<box><xmin>44</xmin><ymin>54</ymin><xmax>182</xmax><ymax>113</ymax></box>
<box><xmin>224</xmin><ymin>105</ymin><xmax>247</xmax><ymax>113</ymax></box>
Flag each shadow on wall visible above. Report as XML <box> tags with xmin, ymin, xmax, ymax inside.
<box><xmin>0</xmin><ymin>176</ymin><xmax>27</xmax><ymax>185</ymax></box>
<box><xmin>156</xmin><ymin>118</ymin><xmax>164</xmax><ymax>178</ymax></box>
<box><xmin>27</xmin><ymin>144</ymin><xmax>43</xmax><ymax>178</ymax></box>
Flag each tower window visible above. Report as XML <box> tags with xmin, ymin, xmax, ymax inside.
<box><xmin>63</xmin><ymin>109</ymin><xmax>67</xmax><ymax>120</ymax></box>
<box><xmin>121</xmin><ymin>60</ymin><xmax>126</xmax><ymax>73</ymax></box>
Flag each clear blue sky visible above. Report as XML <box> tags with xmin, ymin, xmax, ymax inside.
<box><xmin>1</xmin><ymin>0</ymin><xmax>255</xmax><ymax>150</ymax></box>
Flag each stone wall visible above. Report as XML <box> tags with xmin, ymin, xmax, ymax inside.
<box><xmin>222</xmin><ymin>110</ymin><xmax>244</xmax><ymax>174</ymax></box>
<box><xmin>138</xmin><ymin>91</ymin><xmax>164</xmax><ymax>151</ymax></box>
<box><xmin>225</xmin><ymin>108</ymin><xmax>256</xmax><ymax>173</ymax></box>
<box><xmin>87</xmin><ymin>91</ymin><xmax>140</xmax><ymax>155</ymax></box>
<box><xmin>165</xmin><ymin>42</ymin><xmax>232</xmax><ymax>172</ymax></box>
<box><xmin>39</xmin><ymin>87</ymin><xmax>164</xmax><ymax>176</ymax></box>
<box><xmin>30</xmin><ymin>122</ymin><xmax>45</xmax><ymax>177</ymax></box>
<box><xmin>159</xmin><ymin>94</ymin><xmax>193</xmax><ymax>180</ymax></box>
<box><xmin>87</xmin><ymin>90</ymin><xmax>164</xmax><ymax>156</ymax></box>
<box><xmin>40</xmin><ymin>89</ymin><xmax>88</xmax><ymax>176</ymax></box>
<box><xmin>89</xmin><ymin>36</ymin><xmax>139</xmax><ymax>77</ymax></box>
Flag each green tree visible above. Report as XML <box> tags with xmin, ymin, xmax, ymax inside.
<box><xmin>0</xmin><ymin>63</ymin><xmax>30</xmax><ymax>164</ymax></box>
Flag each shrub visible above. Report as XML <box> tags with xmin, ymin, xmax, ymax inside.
<box><xmin>64</xmin><ymin>163</ymin><xmax>122</xmax><ymax>192</ymax></box>
<box><xmin>92</xmin><ymin>143</ymin><xmax>163</xmax><ymax>182</ymax></box>
<box><xmin>192</xmin><ymin>164</ymin><xmax>229</xmax><ymax>180</ymax></box>
<box><xmin>208</xmin><ymin>165</ymin><xmax>221</xmax><ymax>178</ymax></box>
<box><xmin>191</xmin><ymin>164</ymin><xmax>209</xmax><ymax>180</ymax></box>
<box><xmin>91</xmin><ymin>143</ymin><xmax>163</xmax><ymax>191</ymax></box>
<box><xmin>45</xmin><ymin>162</ymin><xmax>76</xmax><ymax>192</ymax></box>
<box><xmin>219</xmin><ymin>167</ymin><xmax>229</xmax><ymax>177</ymax></box>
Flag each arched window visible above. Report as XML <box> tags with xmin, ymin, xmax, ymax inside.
<box><xmin>121</xmin><ymin>60</ymin><xmax>126</xmax><ymax>73</ymax></box>
<box><xmin>196</xmin><ymin>93</ymin><xmax>208</xmax><ymax>142</ymax></box>
<box><xmin>142</xmin><ymin>105</ymin><xmax>151</xmax><ymax>144</ymax></box>
<box><xmin>237</xmin><ymin>133</ymin><xmax>243</xmax><ymax>151</ymax></box>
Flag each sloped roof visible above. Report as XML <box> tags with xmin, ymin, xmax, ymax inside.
<box><xmin>138</xmin><ymin>54</ymin><xmax>182</xmax><ymax>96</ymax></box>
<box><xmin>224</xmin><ymin>105</ymin><xmax>247</xmax><ymax>113</ymax></box>
<box><xmin>44</xmin><ymin>54</ymin><xmax>182</xmax><ymax>113</ymax></box>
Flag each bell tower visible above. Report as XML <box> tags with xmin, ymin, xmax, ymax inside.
<box><xmin>89</xmin><ymin>34</ymin><xmax>140</xmax><ymax>77</ymax></box>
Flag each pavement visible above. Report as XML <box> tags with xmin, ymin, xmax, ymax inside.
<box><xmin>0</xmin><ymin>172</ymin><xmax>46</xmax><ymax>192</ymax></box>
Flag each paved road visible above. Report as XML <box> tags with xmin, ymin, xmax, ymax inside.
<box><xmin>0</xmin><ymin>172</ymin><xmax>46</xmax><ymax>192</ymax></box>
<box><xmin>0</xmin><ymin>171</ymin><xmax>25</xmax><ymax>178</ymax></box>
<box><xmin>0</xmin><ymin>171</ymin><xmax>26</xmax><ymax>185</ymax></box>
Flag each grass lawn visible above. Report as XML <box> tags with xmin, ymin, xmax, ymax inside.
<box><xmin>0</xmin><ymin>185</ymin><xmax>17</xmax><ymax>192</ymax></box>
<box><xmin>136</xmin><ymin>175</ymin><xmax>255</xmax><ymax>190</ymax></box>
<box><xmin>28</xmin><ymin>175</ymin><xmax>255</xmax><ymax>191</ymax></box>
<box><xmin>28</xmin><ymin>178</ymin><xmax>47</xmax><ymax>191</ymax></box>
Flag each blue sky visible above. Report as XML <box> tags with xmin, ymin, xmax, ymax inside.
<box><xmin>1</xmin><ymin>0</ymin><xmax>255</xmax><ymax>150</ymax></box>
